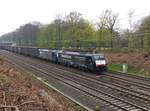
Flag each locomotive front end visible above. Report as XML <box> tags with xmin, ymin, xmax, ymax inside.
<box><xmin>93</xmin><ymin>54</ymin><xmax>107</xmax><ymax>72</ymax></box>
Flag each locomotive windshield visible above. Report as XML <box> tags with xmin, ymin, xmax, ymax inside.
<box><xmin>94</xmin><ymin>55</ymin><xmax>105</xmax><ymax>60</ymax></box>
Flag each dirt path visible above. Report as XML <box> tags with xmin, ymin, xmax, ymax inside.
<box><xmin>0</xmin><ymin>56</ymin><xmax>85</xmax><ymax>111</ymax></box>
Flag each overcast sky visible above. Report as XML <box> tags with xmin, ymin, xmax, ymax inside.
<box><xmin>0</xmin><ymin>0</ymin><xmax>150</xmax><ymax>36</ymax></box>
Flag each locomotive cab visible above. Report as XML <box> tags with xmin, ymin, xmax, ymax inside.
<box><xmin>92</xmin><ymin>54</ymin><xmax>107</xmax><ymax>72</ymax></box>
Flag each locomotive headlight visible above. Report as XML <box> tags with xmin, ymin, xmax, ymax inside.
<box><xmin>96</xmin><ymin>60</ymin><xmax>106</xmax><ymax>65</ymax></box>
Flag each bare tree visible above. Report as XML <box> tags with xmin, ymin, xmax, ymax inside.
<box><xmin>54</xmin><ymin>14</ymin><xmax>64</xmax><ymax>49</ymax></box>
<box><xmin>97</xmin><ymin>10</ymin><xmax>119</xmax><ymax>48</ymax></box>
<box><xmin>66</xmin><ymin>11</ymin><xmax>83</xmax><ymax>24</ymax></box>
<box><xmin>128</xmin><ymin>10</ymin><xmax>134</xmax><ymax>31</ymax></box>
<box><xmin>98</xmin><ymin>10</ymin><xmax>119</xmax><ymax>32</ymax></box>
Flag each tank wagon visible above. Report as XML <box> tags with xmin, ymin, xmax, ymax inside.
<box><xmin>0</xmin><ymin>45</ymin><xmax>107</xmax><ymax>73</ymax></box>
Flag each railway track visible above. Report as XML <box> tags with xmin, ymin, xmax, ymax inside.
<box><xmin>104</xmin><ymin>72</ymin><xmax>150</xmax><ymax>89</ymax></box>
<box><xmin>24</xmin><ymin>52</ymin><xmax>150</xmax><ymax>95</ymax></box>
<box><xmin>109</xmin><ymin>70</ymin><xmax>150</xmax><ymax>82</ymax></box>
<box><xmin>7</xmin><ymin>52</ymin><xmax>150</xmax><ymax>100</ymax></box>
<box><xmin>1</xmin><ymin>50</ymin><xmax>150</xmax><ymax>111</ymax></box>
<box><xmin>8</xmin><ymin>53</ymin><xmax>150</xmax><ymax>106</ymax></box>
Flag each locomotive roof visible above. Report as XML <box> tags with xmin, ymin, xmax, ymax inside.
<box><xmin>84</xmin><ymin>53</ymin><xmax>104</xmax><ymax>57</ymax></box>
<box><xmin>61</xmin><ymin>51</ymin><xmax>104</xmax><ymax>57</ymax></box>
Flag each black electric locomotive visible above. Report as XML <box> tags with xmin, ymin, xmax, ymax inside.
<box><xmin>57</xmin><ymin>51</ymin><xmax>107</xmax><ymax>72</ymax></box>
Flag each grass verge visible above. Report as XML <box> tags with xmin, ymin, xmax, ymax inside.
<box><xmin>108</xmin><ymin>63</ymin><xmax>150</xmax><ymax>77</ymax></box>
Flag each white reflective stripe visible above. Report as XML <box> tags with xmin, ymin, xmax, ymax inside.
<box><xmin>95</xmin><ymin>60</ymin><xmax>106</xmax><ymax>65</ymax></box>
<box><xmin>39</xmin><ymin>49</ymin><xmax>51</xmax><ymax>52</ymax></box>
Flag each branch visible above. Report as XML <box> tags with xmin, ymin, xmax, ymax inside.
<box><xmin>0</xmin><ymin>105</ymin><xmax>20</xmax><ymax>111</ymax></box>
<box><xmin>17</xmin><ymin>101</ymin><xmax>35</xmax><ymax>107</ymax></box>
<box><xmin>3</xmin><ymin>92</ymin><xmax>6</xmax><ymax>111</ymax></box>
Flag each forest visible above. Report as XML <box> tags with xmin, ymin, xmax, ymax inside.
<box><xmin>0</xmin><ymin>10</ymin><xmax>150</xmax><ymax>52</ymax></box>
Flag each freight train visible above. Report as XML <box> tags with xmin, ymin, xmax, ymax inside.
<box><xmin>0</xmin><ymin>44</ymin><xmax>107</xmax><ymax>73</ymax></box>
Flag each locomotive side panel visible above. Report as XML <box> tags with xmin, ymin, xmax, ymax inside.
<box><xmin>28</xmin><ymin>48</ymin><xmax>39</xmax><ymax>57</ymax></box>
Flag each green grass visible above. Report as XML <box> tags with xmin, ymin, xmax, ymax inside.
<box><xmin>108</xmin><ymin>63</ymin><xmax>150</xmax><ymax>77</ymax></box>
<box><xmin>108</xmin><ymin>63</ymin><xmax>123</xmax><ymax>72</ymax></box>
<box><xmin>0</xmin><ymin>74</ymin><xmax>11</xmax><ymax>86</ymax></box>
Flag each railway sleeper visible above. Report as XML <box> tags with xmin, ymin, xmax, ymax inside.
<box><xmin>121</xmin><ymin>105</ymin><xmax>132</xmax><ymax>109</ymax></box>
<box><xmin>130</xmin><ymin>108</ymin><xmax>141</xmax><ymax>111</ymax></box>
<box><xmin>117</xmin><ymin>103</ymin><xmax>127</xmax><ymax>107</ymax></box>
<box><xmin>111</xmin><ymin>101</ymin><xmax>124</xmax><ymax>105</ymax></box>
